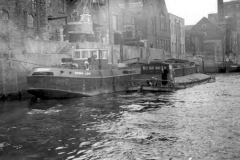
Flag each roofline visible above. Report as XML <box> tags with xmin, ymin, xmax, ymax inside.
<box><xmin>169</xmin><ymin>13</ymin><xmax>184</xmax><ymax>20</ymax></box>
<box><xmin>192</xmin><ymin>17</ymin><xmax>222</xmax><ymax>30</ymax></box>
<box><xmin>224</xmin><ymin>1</ymin><xmax>240</xmax><ymax>5</ymax></box>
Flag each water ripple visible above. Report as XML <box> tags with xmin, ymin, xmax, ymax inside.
<box><xmin>0</xmin><ymin>74</ymin><xmax>240</xmax><ymax>159</ymax></box>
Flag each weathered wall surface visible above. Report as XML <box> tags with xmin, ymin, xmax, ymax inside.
<box><xmin>184</xmin><ymin>53</ymin><xmax>219</xmax><ymax>73</ymax></box>
<box><xmin>0</xmin><ymin>39</ymin><xmax>69</xmax><ymax>97</ymax></box>
<box><xmin>25</xmin><ymin>39</ymin><xmax>69</xmax><ymax>55</ymax></box>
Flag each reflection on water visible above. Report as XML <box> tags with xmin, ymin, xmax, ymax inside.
<box><xmin>0</xmin><ymin>74</ymin><xmax>240</xmax><ymax>160</ymax></box>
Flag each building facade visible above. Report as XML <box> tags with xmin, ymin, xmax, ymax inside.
<box><xmin>216</xmin><ymin>0</ymin><xmax>240</xmax><ymax>62</ymax></box>
<box><xmin>169</xmin><ymin>13</ymin><xmax>185</xmax><ymax>58</ymax></box>
<box><xmin>0</xmin><ymin>0</ymin><xmax>171</xmax><ymax>49</ymax></box>
<box><xmin>185</xmin><ymin>29</ymin><xmax>204</xmax><ymax>55</ymax></box>
<box><xmin>185</xmin><ymin>17</ymin><xmax>223</xmax><ymax>55</ymax></box>
<box><xmin>139</xmin><ymin>0</ymin><xmax>170</xmax><ymax>51</ymax></box>
<box><xmin>65</xmin><ymin>0</ymin><xmax>171</xmax><ymax>51</ymax></box>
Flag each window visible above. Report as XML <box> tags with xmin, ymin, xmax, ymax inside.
<box><xmin>124</xmin><ymin>15</ymin><xmax>129</xmax><ymax>24</ymax></box>
<box><xmin>173</xmin><ymin>24</ymin><xmax>175</xmax><ymax>34</ymax></box>
<box><xmin>101</xmin><ymin>9</ymin><xmax>107</xmax><ymax>22</ymax></box>
<box><xmin>160</xmin><ymin>14</ymin><xmax>165</xmax><ymax>30</ymax></box>
<box><xmin>27</xmin><ymin>14</ymin><xmax>34</xmax><ymax>28</ymax></box>
<box><xmin>30</xmin><ymin>0</ymin><xmax>37</xmax><ymax>10</ymax></box>
<box><xmin>152</xmin><ymin>18</ymin><xmax>155</xmax><ymax>34</ymax></box>
<box><xmin>74</xmin><ymin>51</ymin><xmax>81</xmax><ymax>59</ymax></box>
<box><xmin>156</xmin><ymin>38</ymin><xmax>159</xmax><ymax>48</ymax></box>
<box><xmin>149</xmin><ymin>66</ymin><xmax>154</xmax><ymax>70</ymax></box>
<box><xmin>83</xmin><ymin>15</ymin><xmax>92</xmax><ymax>23</ymax></box>
<box><xmin>81</xmin><ymin>51</ymin><xmax>89</xmax><ymax>59</ymax></box>
<box><xmin>0</xmin><ymin>9</ymin><xmax>9</xmax><ymax>22</ymax></box>
<box><xmin>47</xmin><ymin>0</ymin><xmax>51</xmax><ymax>7</ymax></box>
<box><xmin>143</xmin><ymin>66</ymin><xmax>148</xmax><ymax>70</ymax></box>
<box><xmin>99</xmin><ymin>50</ymin><xmax>108</xmax><ymax>59</ymax></box>
<box><xmin>112</xmin><ymin>14</ymin><xmax>118</xmax><ymax>31</ymax></box>
<box><xmin>90</xmin><ymin>50</ymin><xmax>98</xmax><ymax>59</ymax></box>
<box><xmin>180</xmin><ymin>27</ymin><xmax>182</xmax><ymax>37</ymax></box>
<box><xmin>58</xmin><ymin>0</ymin><xmax>65</xmax><ymax>13</ymax></box>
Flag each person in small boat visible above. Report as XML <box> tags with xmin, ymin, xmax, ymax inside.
<box><xmin>84</xmin><ymin>61</ymin><xmax>89</xmax><ymax>70</ymax></box>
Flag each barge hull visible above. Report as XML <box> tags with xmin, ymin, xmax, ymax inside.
<box><xmin>27</xmin><ymin>74</ymin><xmax>138</xmax><ymax>99</ymax></box>
<box><xmin>126</xmin><ymin>73</ymin><xmax>214</xmax><ymax>92</ymax></box>
<box><xmin>27</xmin><ymin>88</ymin><xmax>91</xmax><ymax>99</ymax></box>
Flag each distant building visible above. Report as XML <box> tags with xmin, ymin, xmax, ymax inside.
<box><xmin>169</xmin><ymin>13</ymin><xmax>185</xmax><ymax>58</ymax></box>
<box><xmin>192</xmin><ymin>17</ymin><xmax>223</xmax><ymax>41</ymax></box>
<box><xmin>224</xmin><ymin>0</ymin><xmax>240</xmax><ymax>18</ymax></box>
<box><xmin>185</xmin><ymin>29</ymin><xmax>204</xmax><ymax>55</ymax></box>
<box><xmin>216</xmin><ymin>0</ymin><xmax>240</xmax><ymax>62</ymax></box>
<box><xmin>208</xmin><ymin>13</ymin><xmax>218</xmax><ymax>24</ymax></box>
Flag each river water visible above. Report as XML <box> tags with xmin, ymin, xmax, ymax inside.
<box><xmin>0</xmin><ymin>74</ymin><xmax>240</xmax><ymax>160</ymax></box>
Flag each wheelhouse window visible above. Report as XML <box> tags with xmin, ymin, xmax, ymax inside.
<box><xmin>73</xmin><ymin>49</ymin><xmax>108</xmax><ymax>60</ymax></box>
<box><xmin>143</xmin><ymin>66</ymin><xmax>148</xmax><ymax>70</ymax></box>
<box><xmin>99</xmin><ymin>50</ymin><xmax>108</xmax><ymax>59</ymax></box>
<box><xmin>74</xmin><ymin>51</ymin><xmax>81</xmax><ymax>59</ymax></box>
<box><xmin>81</xmin><ymin>51</ymin><xmax>88</xmax><ymax>59</ymax></box>
<box><xmin>90</xmin><ymin>50</ymin><xmax>98</xmax><ymax>59</ymax></box>
<box><xmin>149</xmin><ymin>66</ymin><xmax>154</xmax><ymax>70</ymax></box>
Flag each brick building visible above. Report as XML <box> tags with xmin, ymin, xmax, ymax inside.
<box><xmin>0</xmin><ymin>0</ymin><xmax>170</xmax><ymax>49</ymax></box>
<box><xmin>0</xmin><ymin>0</ymin><xmax>69</xmax><ymax>41</ymax></box>
<box><xmin>185</xmin><ymin>17</ymin><xmax>224</xmax><ymax>56</ymax></box>
<box><xmin>169</xmin><ymin>13</ymin><xmax>185</xmax><ymax>58</ymax></box>
<box><xmin>65</xmin><ymin>0</ymin><xmax>170</xmax><ymax>51</ymax></box>
<box><xmin>185</xmin><ymin>28</ymin><xmax>204</xmax><ymax>55</ymax></box>
<box><xmin>138</xmin><ymin>0</ymin><xmax>170</xmax><ymax>51</ymax></box>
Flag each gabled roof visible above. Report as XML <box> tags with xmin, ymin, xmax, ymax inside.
<box><xmin>192</xmin><ymin>17</ymin><xmax>222</xmax><ymax>30</ymax></box>
<box><xmin>185</xmin><ymin>25</ymin><xmax>194</xmax><ymax>30</ymax></box>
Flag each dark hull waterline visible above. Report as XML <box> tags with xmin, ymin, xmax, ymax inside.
<box><xmin>27</xmin><ymin>88</ymin><xmax>91</xmax><ymax>99</ymax></box>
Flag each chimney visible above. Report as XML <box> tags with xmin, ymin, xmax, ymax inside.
<box><xmin>218</xmin><ymin>0</ymin><xmax>224</xmax><ymax>22</ymax></box>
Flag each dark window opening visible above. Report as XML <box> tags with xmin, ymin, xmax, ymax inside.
<box><xmin>32</xmin><ymin>72</ymin><xmax>54</xmax><ymax>76</ymax></box>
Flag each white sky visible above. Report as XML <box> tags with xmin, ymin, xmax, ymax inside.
<box><xmin>165</xmin><ymin>0</ymin><xmax>218</xmax><ymax>25</ymax></box>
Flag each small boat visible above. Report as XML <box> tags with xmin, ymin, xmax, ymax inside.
<box><xmin>126</xmin><ymin>59</ymin><xmax>215</xmax><ymax>92</ymax></box>
<box><xmin>27</xmin><ymin>48</ymin><xmax>145</xmax><ymax>99</ymax></box>
<box><xmin>219</xmin><ymin>62</ymin><xmax>239</xmax><ymax>73</ymax></box>
<box><xmin>226</xmin><ymin>64</ymin><xmax>239</xmax><ymax>73</ymax></box>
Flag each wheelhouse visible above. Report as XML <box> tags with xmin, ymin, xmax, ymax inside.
<box><xmin>141</xmin><ymin>63</ymin><xmax>171</xmax><ymax>74</ymax></box>
<box><xmin>72</xmin><ymin>49</ymin><xmax>109</xmax><ymax>70</ymax></box>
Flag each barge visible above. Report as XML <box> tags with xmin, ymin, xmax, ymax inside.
<box><xmin>27</xmin><ymin>48</ymin><xmax>145</xmax><ymax>99</ymax></box>
<box><xmin>126</xmin><ymin>59</ymin><xmax>215</xmax><ymax>92</ymax></box>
